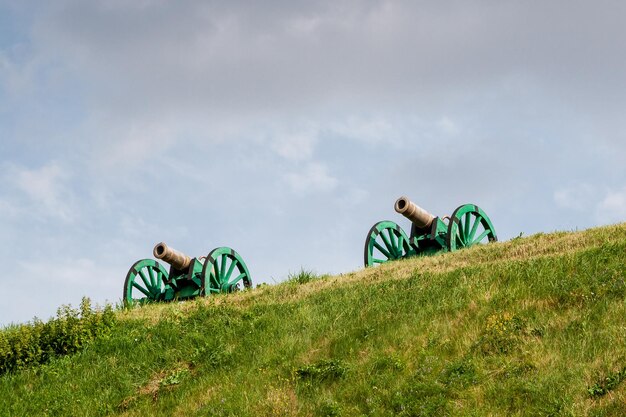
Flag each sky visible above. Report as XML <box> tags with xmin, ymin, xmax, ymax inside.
<box><xmin>1</xmin><ymin>1</ymin><xmax>625</xmax><ymax>326</ymax></box>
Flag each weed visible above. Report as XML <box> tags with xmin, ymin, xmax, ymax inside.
<box><xmin>498</xmin><ymin>361</ymin><xmax>537</xmax><ymax>379</ymax></box>
<box><xmin>473</xmin><ymin>312</ymin><xmax>526</xmax><ymax>355</ymax></box>
<box><xmin>295</xmin><ymin>359</ymin><xmax>348</xmax><ymax>383</ymax></box>
<box><xmin>588</xmin><ymin>367</ymin><xmax>626</xmax><ymax>398</ymax></box>
<box><xmin>370</xmin><ymin>354</ymin><xmax>405</xmax><ymax>373</ymax></box>
<box><xmin>160</xmin><ymin>368</ymin><xmax>190</xmax><ymax>387</ymax></box>
<box><xmin>317</xmin><ymin>399</ymin><xmax>342</xmax><ymax>416</ymax></box>
<box><xmin>440</xmin><ymin>359</ymin><xmax>477</xmax><ymax>387</ymax></box>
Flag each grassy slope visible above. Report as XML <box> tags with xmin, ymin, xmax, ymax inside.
<box><xmin>1</xmin><ymin>223</ymin><xmax>625</xmax><ymax>416</ymax></box>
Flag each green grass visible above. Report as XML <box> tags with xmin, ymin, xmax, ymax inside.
<box><xmin>1</xmin><ymin>223</ymin><xmax>625</xmax><ymax>416</ymax></box>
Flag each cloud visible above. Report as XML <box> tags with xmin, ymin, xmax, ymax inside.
<box><xmin>437</xmin><ymin>117</ymin><xmax>460</xmax><ymax>136</ymax></box>
<box><xmin>0</xmin><ymin>49</ymin><xmax>32</xmax><ymax>96</ymax></box>
<box><xmin>18</xmin><ymin>257</ymin><xmax>100</xmax><ymax>286</ymax></box>
<box><xmin>270</xmin><ymin>124</ymin><xmax>319</xmax><ymax>161</ymax></box>
<box><xmin>284</xmin><ymin>162</ymin><xmax>338</xmax><ymax>193</ymax></box>
<box><xmin>0</xmin><ymin>197</ymin><xmax>18</xmax><ymax>219</ymax></box>
<box><xmin>6</xmin><ymin>0</ymin><xmax>621</xmax><ymax>163</ymax></box>
<box><xmin>90</xmin><ymin>119</ymin><xmax>180</xmax><ymax>169</ymax></box>
<box><xmin>27</xmin><ymin>1</ymin><xmax>626</xmax><ymax>124</ymax></box>
<box><xmin>596</xmin><ymin>187</ymin><xmax>626</xmax><ymax>224</ymax></box>
<box><xmin>554</xmin><ymin>184</ymin><xmax>626</xmax><ymax>226</ymax></box>
<box><xmin>337</xmin><ymin>187</ymin><xmax>369</xmax><ymax>208</ymax></box>
<box><xmin>7</xmin><ymin>257</ymin><xmax>120</xmax><ymax>322</ymax></box>
<box><xmin>5</xmin><ymin>161</ymin><xmax>77</xmax><ymax>222</ymax></box>
<box><xmin>330</xmin><ymin>115</ymin><xmax>395</xmax><ymax>145</ymax></box>
<box><xmin>553</xmin><ymin>184</ymin><xmax>598</xmax><ymax>212</ymax></box>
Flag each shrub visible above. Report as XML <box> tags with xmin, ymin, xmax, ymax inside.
<box><xmin>0</xmin><ymin>297</ymin><xmax>116</xmax><ymax>375</ymax></box>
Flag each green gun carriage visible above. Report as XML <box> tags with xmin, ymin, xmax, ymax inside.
<box><xmin>124</xmin><ymin>242</ymin><xmax>252</xmax><ymax>305</ymax></box>
<box><xmin>364</xmin><ymin>196</ymin><xmax>497</xmax><ymax>267</ymax></box>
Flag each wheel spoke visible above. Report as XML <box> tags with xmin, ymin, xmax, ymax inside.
<box><xmin>468</xmin><ymin>215</ymin><xmax>482</xmax><ymax>242</ymax></box>
<box><xmin>379</xmin><ymin>231</ymin><xmax>394</xmax><ymax>255</ymax></box>
<box><xmin>155</xmin><ymin>270</ymin><xmax>164</xmax><ymax>291</ymax></box>
<box><xmin>208</xmin><ymin>264</ymin><xmax>219</xmax><ymax>286</ymax></box>
<box><xmin>132</xmin><ymin>281</ymin><xmax>151</xmax><ymax>297</ymax></box>
<box><xmin>463</xmin><ymin>212</ymin><xmax>471</xmax><ymax>242</ymax></box>
<box><xmin>456</xmin><ymin>219</ymin><xmax>465</xmax><ymax>245</ymax></box>
<box><xmin>456</xmin><ymin>231</ymin><xmax>465</xmax><ymax>247</ymax></box>
<box><xmin>471</xmin><ymin>229</ymin><xmax>491</xmax><ymax>245</ymax></box>
<box><xmin>397</xmin><ymin>233</ymin><xmax>405</xmax><ymax>257</ymax></box>
<box><xmin>387</xmin><ymin>229</ymin><xmax>398</xmax><ymax>257</ymax></box>
<box><xmin>213</xmin><ymin>260</ymin><xmax>221</xmax><ymax>285</ymax></box>
<box><xmin>220</xmin><ymin>254</ymin><xmax>227</xmax><ymax>283</ymax></box>
<box><xmin>147</xmin><ymin>266</ymin><xmax>156</xmax><ymax>288</ymax></box>
<box><xmin>210</xmin><ymin>271</ymin><xmax>220</xmax><ymax>287</ymax></box>
<box><xmin>224</xmin><ymin>257</ymin><xmax>237</xmax><ymax>282</ymax></box>
<box><xmin>138</xmin><ymin>269</ymin><xmax>151</xmax><ymax>290</ymax></box>
<box><xmin>373</xmin><ymin>241</ymin><xmax>392</xmax><ymax>259</ymax></box>
<box><xmin>228</xmin><ymin>272</ymin><xmax>246</xmax><ymax>287</ymax></box>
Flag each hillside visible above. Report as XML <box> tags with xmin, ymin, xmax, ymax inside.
<box><xmin>1</xmin><ymin>223</ymin><xmax>626</xmax><ymax>416</ymax></box>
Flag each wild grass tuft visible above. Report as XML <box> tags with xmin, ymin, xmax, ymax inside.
<box><xmin>287</xmin><ymin>268</ymin><xmax>326</xmax><ymax>285</ymax></box>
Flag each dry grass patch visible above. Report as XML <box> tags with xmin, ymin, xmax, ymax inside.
<box><xmin>257</xmin><ymin>385</ymin><xmax>301</xmax><ymax>416</ymax></box>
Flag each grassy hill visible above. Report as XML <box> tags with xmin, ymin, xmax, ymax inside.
<box><xmin>1</xmin><ymin>223</ymin><xmax>625</xmax><ymax>416</ymax></box>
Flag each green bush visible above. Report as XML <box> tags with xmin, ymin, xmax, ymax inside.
<box><xmin>0</xmin><ymin>297</ymin><xmax>116</xmax><ymax>375</ymax></box>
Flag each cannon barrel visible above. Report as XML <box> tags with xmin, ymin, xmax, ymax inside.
<box><xmin>394</xmin><ymin>196</ymin><xmax>435</xmax><ymax>229</ymax></box>
<box><xmin>153</xmin><ymin>242</ymin><xmax>192</xmax><ymax>271</ymax></box>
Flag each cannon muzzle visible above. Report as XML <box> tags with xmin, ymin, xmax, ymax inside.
<box><xmin>394</xmin><ymin>196</ymin><xmax>435</xmax><ymax>229</ymax></box>
<box><xmin>153</xmin><ymin>242</ymin><xmax>192</xmax><ymax>271</ymax></box>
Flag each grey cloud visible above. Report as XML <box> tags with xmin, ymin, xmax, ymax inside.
<box><xmin>31</xmin><ymin>1</ymin><xmax>626</xmax><ymax>121</ymax></box>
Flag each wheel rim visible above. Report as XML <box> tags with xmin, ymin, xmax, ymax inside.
<box><xmin>446</xmin><ymin>204</ymin><xmax>497</xmax><ymax>251</ymax></box>
<box><xmin>364</xmin><ymin>221</ymin><xmax>412</xmax><ymax>267</ymax></box>
<box><xmin>123</xmin><ymin>259</ymin><xmax>168</xmax><ymax>306</ymax></box>
<box><xmin>202</xmin><ymin>247</ymin><xmax>252</xmax><ymax>294</ymax></box>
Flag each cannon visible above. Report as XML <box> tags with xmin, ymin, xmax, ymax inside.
<box><xmin>364</xmin><ymin>197</ymin><xmax>497</xmax><ymax>267</ymax></box>
<box><xmin>123</xmin><ymin>242</ymin><xmax>252</xmax><ymax>305</ymax></box>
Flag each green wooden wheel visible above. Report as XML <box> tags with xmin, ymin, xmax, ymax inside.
<box><xmin>446</xmin><ymin>204</ymin><xmax>497</xmax><ymax>251</ymax></box>
<box><xmin>364</xmin><ymin>221</ymin><xmax>412</xmax><ymax>267</ymax></box>
<box><xmin>202</xmin><ymin>247</ymin><xmax>252</xmax><ymax>294</ymax></box>
<box><xmin>123</xmin><ymin>259</ymin><xmax>169</xmax><ymax>306</ymax></box>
